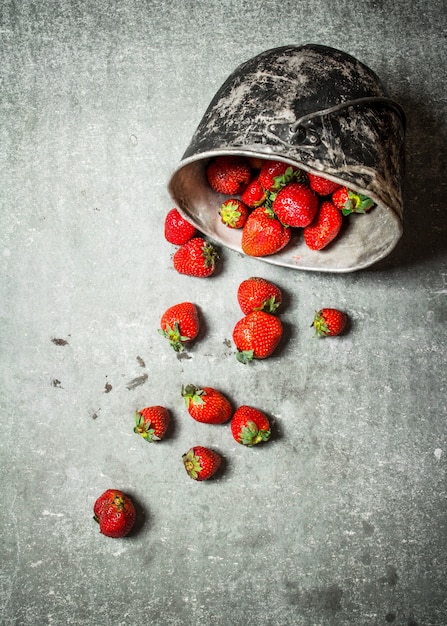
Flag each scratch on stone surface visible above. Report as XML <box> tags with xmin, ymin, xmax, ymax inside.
<box><xmin>136</xmin><ymin>356</ymin><xmax>146</xmax><ymax>368</ymax></box>
<box><xmin>126</xmin><ymin>373</ymin><xmax>148</xmax><ymax>390</ymax></box>
<box><xmin>42</xmin><ymin>510</ymin><xmax>64</xmax><ymax>517</ymax></box>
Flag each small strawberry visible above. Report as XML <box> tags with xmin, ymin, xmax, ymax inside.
<box><xmin>303</xmin><ymin>200</ymin><xmax>343</xmax><ymax>250</ymax></box>
<box><xmin>240</xmin><ymin>177</ymin><xmax>266</xmax><ymax>208</ymax></box>
<box><xmin>241</xmin><ymin>206</ymin><xmax>291</xmax><ymax>257</ymax></box>
<box><xmin>219</xmin><ymin>198</ymin><xmax>249</xmax><ymax>228</ymax></box>
<box><xmin>159</xmin><ymin>302</ymin><xmax>200</xmax><ymax>352</ymax></box>
<box><xmin>164</xmin><ymin>208</ymin><xmax>197</xmax><ymax>245</ymax></box>
<box><xmin>332</xmin><ymin>187</ymin><xmax>375</xmax><ymax>215</ymax></box>
<box><xmin>182</xmin><ymin>446</ymin><xmax>222</xmax><ymax>481</ymax></box>
<box><xmin>232</xmin><ymin>310</ymin><xmax>283</xmax><ymax>363</ymax></box>
<box><xmin>272</xmin><ymin>182</ymin><xmax>319</xmax><ymax>228</ymax></box>
<box><xmin>308</xmin><ymin>172</ymin><xmax>342</xmax><ymax>196</ymax></box>
<box><xmin>231</xmin><ymin>405</ymin><xmax>271</xmax><ymax>446</ymax></box>
<box><xmin>93</xmin><ymin>489</ymin><xmax>136</xmax><ymax>538</ymax></box>
<box><xmin>173</xmin><ymin>237</ymin><xmax>218</xmax><ymax>277</ymax></box>
<box><xmin>237</xmin><ymin>277</ymin><xmax>282</xmax><ymax>315</ymax></box>
<box><xmin>134</xmin><ymin>406</ymin><xmax>170</xmax><ymax>442</ymax></box>
<box><xmin>182</xmin><ymin>384</ymin><xmax>233</xmax><ymax>424</ymax></box>
<box><xmin>206</xmin><ymin>155</ymin><xmax>251</xmax><ymax>195</ymax></box>
<box><xmin>312</xmin><ymin>308</ymin><xmax>347</xmax><ymax>337</ymax></box>
<box><xmin>259</xmin><ymin>159</ymin><xmax>305</xmax><ymax>192</ymax></box>
<box><xmin>247</xmin><ymin>156</ymin><xmax>265</xmax><ymax>170</ymax></box>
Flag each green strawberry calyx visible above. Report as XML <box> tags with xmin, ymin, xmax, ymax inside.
<box><xmin>342</xmin><ymin>191</ymin><xmax>375</xmax><ymax>216</ymax></box>
<box><xmin>201</xmin><ymin>241</ymin><xmax>219</xmax><ymax>269</ymax></box>
<box><xmin>133</xmin><ymin>412</ymin><xmax>161</xmax><ymax>442</ymax></box>
<box><xmin>158</xmin><ymin>322</ymin><xmax>190</xmax><ymax>352</ymax></box>
<box><xmin>181</xmin><ymin>384</ymin><xmax>206</xmax><ymax>408</ymax></box>
<box><xmin>219</xmin><ymin>201</ymin><xmax>242</xmax><ymax>227</ymax></box>
<box><xmin>312</xmin><ymin>311</ymin><xmax>330</xmax><ymax>337</ymax></box>
<box><xmin>182</xmin><ymin>448</ymin><xmax>202</xmax><ymax>479</ymax></box>
<box><xmin>236</xmin><ymin>349</ymin><xmax>254</xmax><ymax>364</ymax></box>
<box><xmin>239</xmin><ymin>420</ymin><xmax>271</xmax><ymax>446</ymax></box>
<box><xmin>270</xmin><ymin>166</ymin><xmax>307</xmax><ymax>191</ymax></box>
<box><xmin>254</xmin><ymin>296</ymin><xmax>280</xmax><ymax>314</ymax></box>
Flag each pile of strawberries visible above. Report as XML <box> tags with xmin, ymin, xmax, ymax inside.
<box><xmin>207</xmin><ymin>155</ymin><xmax>375</xmax><ymax>255</ymax></box>
<box><xmin>93</xmin><ymin>162</ymin><xmax>353</xmax><ymax>538</ymax></box>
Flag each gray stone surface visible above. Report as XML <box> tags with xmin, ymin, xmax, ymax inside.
<box><xmin>1</xmin><ymin>1</ymin><xmax>446</xmax><ymax>625</ymax></box>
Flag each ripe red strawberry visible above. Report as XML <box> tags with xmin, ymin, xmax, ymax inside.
<box><xmin>308</xmin><ymin>172</ymin><xmax>341</xmax><ymax>196</ymax></box>
<box><xmin>159</xmin><ymin>302</ymin><xmax>199</xmax><ymax>352</ymax></box>
<box><xmin>240</xmin><ymin>177</ymin><xmax>266</xmax><ymax>208</ymax></box>
<box><xmin>182</xmin><ymin>446</ymin><xmax>222</xmax><ymax>481</ymax></box>
<box><xmin>231</xmin><ymin>405</ymin><xmax>271</xmax><ymax>446</ymax></box>
<box><xmin>93</xmin><ymin>489</ymin><xmax>136</xmax><ymax>538</ymax></box>
<box><xmin>237</xmin><ymin>277</ymin><xmax>282</xmax><ymax>315</ymax></box>
<box><xmin>219</xmin><ymin>198</ymin><xmax>249</xmax><ymax>228</ymax></box>
<box><xmin>332</xmin><ymin>187</ymin><xmax>375</xmax><ymax>215</ymax></box>
<box><xmin>259</xmin><ymin>159</ymin><xmax>305</xmax><ymax>192</ymax></box>
<box><xmin>164</xmin><ymin>208</ymin><xmax>197</xmax><ymax>245</ymax></box>
<box><xmin>134</xmin><ymin>406</ymin><xmax>170</xmax><ymax>442</ymax></box>
<box><xmin>173</xmin><ymin>237</ymin><xmax>218</xmax><ymax>277</ymax></box>
<box><xmin>232</xmin><ymin>310</ymin><xmax>283</xmax><ymax>363</ymax></box>
<box><xmin>312</xmin><ymin>308</ymin><xmax>347</xmax><ymax>337</ymax></box>
<box><xmin>303</xmin><ymin>200</ymin><xmax>343</xmax><ymax>250</ymax></box>
<box><xmin>206</xmin><ymin>155</ymin><xmax>251</xmax><ymax>195</ymax></box>
<box><xmin>182</xmin><ymin>384</ymin><xmax>233</xmax><ymax>424</ymax></box>
<box><xmin>241</xmin><ymin>206</ymin><xmax>291</xmax><ymax>257</ymax></box>
<box><xmin>272</xmin><ymin>182</ymin><xmax>319</xmax><ymax>227</ymax></box>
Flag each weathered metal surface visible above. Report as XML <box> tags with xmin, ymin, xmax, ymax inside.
<box><xmin>169</xmin><ymin>44</ymin><xmax>405</xmax><ymax>272</ymax></box>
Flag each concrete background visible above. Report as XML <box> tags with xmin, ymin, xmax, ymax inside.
<box><xmin>1</xmin><ymin>1</ymin><xmax>446</xmax><ymax>625</ymax></box>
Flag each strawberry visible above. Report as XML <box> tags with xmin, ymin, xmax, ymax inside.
<box><xmin>240</xmin><ymin>177</ymin><xmax>266</xmax><ymax>208</ymax></box>
<box><xmin>272</xmin><ymin>182</ymin><xmax>319</xmax><ymax>228</ymax></box>
<box><xmin>159</xmin><ymin>302</ymin><xmax>200</xmax><ymax>352</ymax></box>
<box><xmin>173</xmin><ymin>237</ymin><xmax>218</xmax><ymax>277</ymax></box>
<box><xmin>303</xmin><ymin>200</ymin><xmax>343</xmax><ymax>250</ymax></box>
<box><xmin>206</xmin><ymin>155</ymin><xmax>251</xmax><ymax>195</ymax></box>
<box><xmin>259</xmin><ymin>159</ymin><xmax>305</xmax><ymax>192</ymax></box>
<box><xmin>232</xmin><ymin>310</ymin><xmax>283</xmax><ymax>363</ymax></box>
<box><xmin>237</xmin><ymin>276</ymin><xmax>282</xmax><ymax>315</ymax></box>
<box><xmin>231</xmin><ymin>405</ymin><xmax>271</xmax><ymax>446</ymax></box>
<box><xmin>241</xmin><ymin>206</ymin><xmax>291</xmax><ymax>257</ymax></box>
<box><xmin>182</xmin><ymin>384</ymin><xmax>233</xmax><ymax>424</ymax></box>
<box><xmin>134</xmin><ymin>406</ymin><xmax>170</xmax><ymax>442</ymax></box>
<box><xmin>164</xmin><ymin>208</ymin><xmax>197</xmax><ymax>245</ymax></box>
<box><xmin>219</xmin><ymin>198</ymin><xmax>249</xmax><ymax>228</ymax></box>
<box><xmin>312</xmin><ymin>308</ymin><xmax>347</xmax><ymax>337</ymax></box>
<box><xmin>93</xmin><ymin>489</ymin><xmax>136</xmax><ymax>538</ymax></box>
<box><xmin>308</xmin><ymin>172</ymin><xmax>341</xmax><ymax>196</ymax></box>
<box><xmin>332</xmin><ymin>187</ymin><xmax>375</xmax><ymax>215</ymax></box>
<box><xmin>182</xmin><ymin>446</ymin><xmax>221</xmax><ymax>481</ymax></box>
<box><xmin>247</xmin><ymin>156</ymin><xmax>264</xmax><ymax>170</ymax></box>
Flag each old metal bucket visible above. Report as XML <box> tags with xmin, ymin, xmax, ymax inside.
<box><xmin>168</xmin><ymin>44</ymin><xmax>405</xmax><ymax>272</ymax></box>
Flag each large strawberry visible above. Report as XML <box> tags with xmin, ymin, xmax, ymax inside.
<box><xmin>259</xmin><ymin>159</ymin><xmax>305</xmax><ymax>192</ymax></box>
<box><xmin>182</xmin><ymin>384</ymin><xmax>233</xmax><ymax>424</ymax></box>
<box><xmin>93</xmin><ymin>489</ymin><xmax>136</xmax><ymax>538</ymax></box>
<box><xmin>219</xmin><ymin>198</ymin><xmax>249</xmax><ymax>229</ymax></box>
<box><xmin>237</xmin><ymin>276</ymin><xmax>282</xmax><ymax>315</ymax></box>
<box><xmin>332</xmin><ymin>187</ymin><xmax>375</xmax><ymax>215</ymax></box>
<box><xmin>308</xmin><ymin>172</ymin><xmax>341</xmax><ymax>196</ymax></box>
<box><xmin>206</xmin><ymin>155</ymin><xmax>251</xmax><ymax>195</ymax></box>
<box><xmin>134</xmin><ymin>406</ymin><xmax>170</xmax><ymax>442</ymax></box>
<box><xmin>272</xmin><ymin>182</ymin><xmax>319</xmax><ymax>228</ymax></box>
<box><xmin>312</xmin><ymin>308</ymin><xmax>347</xmax><ymax>337</ymax></box>
<box><xmin>159</xmin><ymin>302</ymin><xmax>200</xmax><ymax>352</ymax></box>
<box><xmin>231</xmin><ymin>405</ymin><xmax>271</xmax><ymax>446</ymax></box>
<box><xmin>241</xmin><ymin>206</ymin><xmax>291</xmax><ymax>257</ymax></box>
<box><xmin>164</xmin><ymin>208</ymin><xmax>197</xmax><ymax>245</ymax></box>
<box><xmin>182</xmin><ymin>446</ymin><xmax>222</xmax><ymax>481</ymax></box>
<box><xmin>173</xmin><ymin>237</ymin><xmax>218</xmax><ymax>277</ymax></box>
<box><xmin>232</xmin><ymin>310</ymin><xmax>283</xmax><ymax>363</ymax></box>
<box><xmin>303</xmin><ymin>200</ymin><xmax>343</xmax><ymax>250</ymax></box>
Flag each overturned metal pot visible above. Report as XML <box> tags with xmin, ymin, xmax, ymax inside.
<box><xmin>168</xmin><ymin>44</ymin><xmax>405</xmax><ymax>272</ymax></box>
